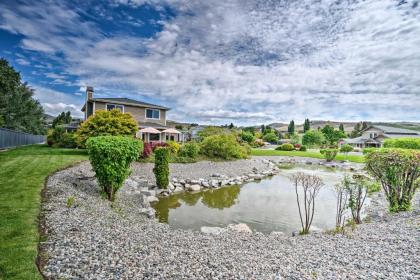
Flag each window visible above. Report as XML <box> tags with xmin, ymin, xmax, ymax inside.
<box><xmin>106</xmin><ymin>104</ymin><xmax>124</xmax><ymax>112</ymax></box>
<box><xmin>369</xmin><ymin>132</ymin><xmax>377</xmax><ymax>139</ymax></box>
<box><xmin>146</xmin><ymin>108</ymin><xmax>160</xmax><ymax>119</ymax></box>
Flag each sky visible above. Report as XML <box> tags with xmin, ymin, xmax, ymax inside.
<box><xmin>0</xmin><ymin>0</ymin><xmax>419</xmax><ymax>125</ymax></box>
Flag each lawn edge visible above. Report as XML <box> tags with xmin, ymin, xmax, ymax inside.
<box><xmin>36</xmin><ymin>160</ymin><xmax>88</xmax><ymax>280</ymax></box>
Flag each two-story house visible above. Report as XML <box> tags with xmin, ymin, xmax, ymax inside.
<box><xmin>341</xmin><ymin>125</ymin><xmax>420</xmax><ymax>148</ymax></box>
<box><xmin>81</xmin><ymin>87</ymin><xmax>182</xmax><ymax>142</ymax></box>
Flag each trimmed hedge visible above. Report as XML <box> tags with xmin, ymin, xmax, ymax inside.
<box><xmin>87</xmin><ymin>136</ymin><xmax>142</xmax><ymax>201</ymax></box>
<box><xmin>383</xmin><ymin>138</ymin><xmax>420</xmax><ymax>150</ymax></box>
<box><xmin>153</xmin><ymin>147</ymin><xmax>170</xmax><ymax>189</ymax></box>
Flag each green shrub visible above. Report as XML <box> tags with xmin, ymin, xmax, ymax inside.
<box><xmin>383</xmin><ymin>138</ymin><xmax>420</xmax><ymax>150</ymax></box>
<box><xmin>363</xmin><ymin>147</ymin><xmax>377</xmax><ymax>155</ymax></box>
<box><xmin>366</xmin><ymin>149</ymin><xmax>420</xmax><ymax>212</ymax></box>
<box><xmin>299</xmin><ymin>145</ymin><xmax>307</xmax><ymax>151</ymax></box>
<box><xmin>76</xmin><ymin>109</ymin><xmax>138</xmax><ymax>147</ymax></box>
<box><xmin>367</xmin><ymin>181</ymin><xmax>381</xmax><ymax>193</ymax></box>
<box><xmin>179</xmin><ymin>142</ymin><xmax>200</xmax><ymax>158</ymax></box>
<box><xmin>276</xmin><ymin>143</ymin><xmax>294</xmax><ymax>151</ymax></box>
<box><xmin>200</xmin><ymin>134</ymin><xmax>250</xmax><ymax>159</ymax></box>
<box><xmin>302</xmin><ymin>130</ymin><xmax>325</xmax><ymax>147</ymax></box>
<box><xmin>86</xmin><ymin>136</ymin><xmax>142</xmax><ymax>201</ymax></box>
<box><xmin>340</xmin><ymin>144</ymin><xmax>354</xmax><ymax>153</ymax></box>
<box><xmin>166</xmin><ymin>141</ymin><xmax>180</xmax><ymax>155</ymax></box>
<box><xmin>240</xmin><ymin>131</ymin><xmax>256</xmax><ymax>143</ymax></box>
<box><xmin>153</xmin><ymin>147</ymin><xmax>170</xmax><ymax>189</ymax></box>
<box><xmin>47</xmin><ymin>127</ymin><xmax>77</xmax><ymax>148</ymax></box>
<box><xmin>320</xmin><ymin>148</ymin><xmax>338</xmax><ymax>162</ymax></box>
<box><xmin>262</xmin><ymin>132</ymin><xmax>278</xmax><ymax>143</ymax></box>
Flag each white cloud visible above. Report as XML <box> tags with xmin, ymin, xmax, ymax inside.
<box><xmin>1</xmin><ymin>0</ymin><xmax>419</xmax><ymax>124</ymax></box>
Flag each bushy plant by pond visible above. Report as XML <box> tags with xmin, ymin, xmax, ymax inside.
<box><xmin>76</xmin><ymin>109</ymin><xmax>138</xmax><ymax>147</ymax></box>
<box><xmin>383</xmin><ymin>138</ymin><xmax>420</xmax><ymax>150</ymax></box>
<box><xmin>276</xmin><ymin>143</ymin><xmax>294</xmax><ymax>151</ymax></box>
<box><xmin>179</xmin><ymin>142</ymin><xmax>200</xmax><ymax>158</ymax></box>
<box><xmin>320</xmin><ymin>148</ymin><xmax>338</xmax><ymax>162</ymax></box>
<box><xmin>302</xmin><ymin>129</ymin><xmax>325</xmax><ymax>147</ymax></box>
<box><xmin>200</xmin><ymin>134</ymin><xmax>250</xmax><ymax>159</ymax></box>
<box><xmin>153</xmin><ymin>147</ymin><xmax>170</xmax><ymax>189</ymax></box>
<box><xmin>87</xmin><ymin>136</ymin><xmax>142</xmax><ymax>201</ymax></box>
<box><xmin>290</xmin><ymin>172</ymin><xmax>324</xmax><ymax>234</ymax></box>
<box><xmin>346</xmin><ymin>175</ymin><xmax>368</xmax><ymax>224</ymax></box>
<box><xmin>366</xmin><ymin>149</ymin><xmax>420</xmax><ymax>212</ymax></box>
<box><xmin>299</xmin><ymin>145</ymin><xmax>307</xmax><ymax>151</ymax></box>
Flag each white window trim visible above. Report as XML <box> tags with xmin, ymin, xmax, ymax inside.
<box><xmin>145</xmin><ymin>108</ymin><xmax>160</xmax><ymax>120</ymax></box>
<box><xmin>106</xmin><ymin>103</ymin><xmax>125</xmax><ymax>113</ymax></box>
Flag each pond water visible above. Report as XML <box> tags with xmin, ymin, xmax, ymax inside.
<box><xmin>152</xmin><ymin>165</ymin><xmax>360</xmax><ymax>233</ymax></box>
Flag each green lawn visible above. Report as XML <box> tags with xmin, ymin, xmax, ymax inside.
<box><xmin>0</xmin><ymin>145</ymin><xmax>88</xmax><ymax>280</ymax></box>
<box><xmin>251</xmin><ymin>149</ymin><xmax>365</xmax><ymax>163</ymax></box>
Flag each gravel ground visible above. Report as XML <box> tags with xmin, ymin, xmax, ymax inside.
<box><xmin>130</xmin><ymin>157</ymin><xmax>273</xmax><ymax>185</ymax></box>
<box><xmin>40</xmin><ymin>159</ymin><xmax>419</xmax><ymax>279</ymax></box>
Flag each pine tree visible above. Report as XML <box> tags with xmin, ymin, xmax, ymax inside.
<box><xmin>303</xmin><ymin>118</ymin><xmax>310</xmax><ymax>132</ymax></box>
<box><xmin>339</xmin><ymin>123</ymin><xmax>345</xmax><ymax>133</ymax></box>
<box><xmin>288</xmin><ymin>120</ymin><xmax>295</xmax><ymax>135</ymax></box>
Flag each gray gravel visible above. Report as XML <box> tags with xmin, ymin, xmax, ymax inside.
<box><xmin>40</xmin><ymin>159</ymin><xmax>420</xmax><ymax>279</ymax></box>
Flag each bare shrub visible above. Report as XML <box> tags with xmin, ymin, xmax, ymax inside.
<box><xmin>346</xmin><ymin>174</ymin><xmax>368</xmax><ymax>224</ymax></box>
<box><xmin>334</xmin><ymin>177</ymin><xmax>350</xmax><ymax>231</ymax></box>
<box><xmin>290</xmin><ymin>172</ymin><xmax>324</xmax><ymax>234</ymax></box>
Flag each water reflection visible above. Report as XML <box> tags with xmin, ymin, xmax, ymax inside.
<box><xmin>152</xmin><ymin>166</ymin><xmax>365</xmax><ymax>233</ymax></box>
<box><xmin>154</xmin><ymin>186</ymin><xmax>241</xmax><ymax>222</ymax></box>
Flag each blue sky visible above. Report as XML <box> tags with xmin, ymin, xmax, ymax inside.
<box><xmin>0</xmin><ymin>0</ymin><xmax>419</xmax><ymax>125</ymax></box>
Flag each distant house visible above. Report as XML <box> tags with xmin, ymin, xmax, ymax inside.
<box><xmin>341</xmin><ymin>125</ymin><xmax>420</xmax><ymax>148</ymax></box>
<box><xmin>81</xmin><ymin>87</ymin><xmax>182</xmax><ymax>143</ymax></box>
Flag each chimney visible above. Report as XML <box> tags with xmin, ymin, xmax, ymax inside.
<box><xmin>86</xmin><ymin>86</ymin><xmax>94</xmax><ymax>100</ymax></box>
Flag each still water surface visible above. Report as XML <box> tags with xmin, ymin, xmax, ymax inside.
<box><xmin>153</xmin><ymin>165</ymin><xmax>356</xmax><ymax>233</ymax></box>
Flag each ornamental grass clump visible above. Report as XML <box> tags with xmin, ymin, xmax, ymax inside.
<box><xmin>86</xmin><ymin>136</ymin><xmax>142</xmax><ymax>201</ymax></box>
<box><xmin>366</xmin><ymin>148</ymin><xmax>420</xmax><ymax>212</ymax></box>
<box><xmin>153</xmin><ymin>147</ymin><xmax>170</xmax><ymax>189</ymax></box>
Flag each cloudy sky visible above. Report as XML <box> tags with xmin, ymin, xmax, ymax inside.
<box><xmin>0</xmin><ymin>0</ymin><xmax>419</xmax><ymax>125</ymax></box>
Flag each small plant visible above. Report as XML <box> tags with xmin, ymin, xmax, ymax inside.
<box><xmin>276</xmin><ymin>143</ymin><xmax>294</xmax><ymax>151</ymax></box>
<box><xmin>86</xmin><ymin>136</ymin><xmax>142</xmax><ymax>201</ymax></box>
<box><xmin>153</xmin><ymin>147</ymin><xmax>170</xmax><ymax>189</ymax></box>
<box><xmin>320</xmin><ymin>148</ymin><xmax>338</xmax><ymax>162</ymax></box>
<box><xmin>179</xmin><ymin>142</ymin><xmax>200</xmax><ymax>158</ymax></box>
<box><xmin>66</xmin><ymin>196</ymin><xmax>75</xmax><ymax>208</ymax></box>
<box><xmin>290</xmin><ymin>172</ymin><xmax>324</xmax><ymax>234</ymax></box>
<box><xmin>346</xmin><ymin>175</ymin><xmax>368</xmax><ymax>224</ymax></box>
<box><xmin>299</xmin><ymin>145</ymin><xmax>307</xmax><ymax>151</ymax></box>
<box><xmin>141</xmin><ymin>142</ymin><xmax>153</xmax><ymax>158</ymax></box>
<box><xmin>366</xmin><ymin>149</ymin><xmax>420</xmax><ymax>212</ymax></box>
<box><xmin>366</xmin><ymin>181</ymin><xmax>381</xmax><ymax>193</ymax></box>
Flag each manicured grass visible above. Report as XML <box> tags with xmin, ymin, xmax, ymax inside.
<box><xmin>0</xmin><ymin>145</ymin><xmax>88</xmax><ymax>280</ymax></box>
<box><xmin>251</xmin><ymin>149</ymin><xmax>365</xmax><ymax>163</ymax></box>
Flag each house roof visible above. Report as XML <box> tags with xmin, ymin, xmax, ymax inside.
<box><xmin>138</xmin><ymin>122</ymin><xmax>168</xmax><ymax>130</ymax></box>
<box><xmin>364</xmin><ymin>125</ymin><xmax>419</xmax><ymax>135</ymax></box>
<box><xmin>81</xmin><ymin>97</ymin><xmax>170</xmax><ymax>111</ymax></box>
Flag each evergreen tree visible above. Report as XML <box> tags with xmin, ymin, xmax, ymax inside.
<box><xmin>339</xmin><ymin>123</ymin><xmax>345</xmax><ymax>133</ymax></box>
<box><xmin>228</xmin><ymin>122</ymin><xmax>234</xmax><ymax>129</ymax></box>
<box><xmin>303</xmin><ymin>118</ymin><xmax>310</xmax><ymax>132</ymax></box>
<box><xmin>261</xmin><ymin>124</ymin><xmax>265</xmax><ymax>134</ymax></box>
<box><xmin>288</xmin><ymin>120</ymin><xmax>295</xmax><ymax>135</ymax></box>
<box><xmin>0</xmin><ymin>58</ymin><xmax>45</xmax><ymax>134</ymax></box>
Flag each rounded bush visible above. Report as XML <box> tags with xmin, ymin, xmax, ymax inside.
<box><xmin>87</xmin><ymin>136</ymin><xmax>142</xmax><ymax>201</ymax></box>
<box><xmin>166</xmin><ymin>141</ymin><xmax>180</xmax><ymax>155</ymax></box>
<box><xmin>200</xmin><ymin>134</ymin><xmax>250</xmax><ymax>159</ymax></box>
<box><xmin>340</xmin><ymin>144</ymin><xmax>354</xmax><ymax>153</ymax></box>
<box><xmin>262</xmin><ymin>132</ymin><xmax>278</xmax><ymax>143</ymax></box>
<box><xmin>276</xmin><ymin>143</ymin><xmax>294</xmax><ymax>151</ymax></box>
<box><xmin>299</xmin><ymin>145</ymin><xmax>307</xmax><ymax>151</ymax></box>
<box><xmin>320</xmin><ymin>148</ymin><xmax>338</xmax><ymax>162</ymax></box>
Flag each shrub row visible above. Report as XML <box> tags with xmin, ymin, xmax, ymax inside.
<box><xmin>383</xmin><ymin>138</ymin><xmax>420</xmax><ymax>150</ymax></box>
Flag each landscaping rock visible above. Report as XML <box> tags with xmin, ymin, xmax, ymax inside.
<box><xmin>227</xmin><ymin>223</ymin><xmax>253</xmax><ymax>234</ymax></box>
<box><xmin>200</xmin><ymin>226</ymin><xmax>227</xmax><ymax>235</ymax></box>
<box><xmin>186</xmin><ymin>184</ymin><xmax>201</xmax><ymax>192</ymax></box>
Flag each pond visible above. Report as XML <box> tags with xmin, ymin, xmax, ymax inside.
<box><xmin>152</xmin><ymin>165</ymin><xmax>361</xmax><ymax>233</ymax></box>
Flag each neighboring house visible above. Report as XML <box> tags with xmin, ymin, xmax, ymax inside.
<box><xmin>81</xmin><ymin>87</ymin><xmax>181</xmax><ymax>142</ymax></box>
<box><xmin>58</xmin><ymin>118</ymin><xmax>83</xmax><ymax>133</ymax></box>
<box><xmin>341</xmin><ymin>125</ymin><xmax>420</xmax><ymax>148</ymax></box>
